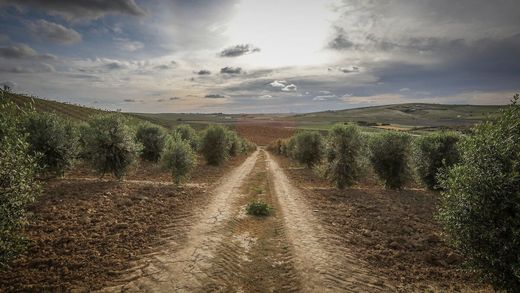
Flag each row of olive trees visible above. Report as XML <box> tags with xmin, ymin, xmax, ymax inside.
<box><xmin>16</xmin><ymin>111</ymin><xmax>253</xmax><ymax>184</ymax></box>
<box><xmin>270</xmin><ymin>95</ymin><xmax>520</xmax><ymax>292</ymax></box>
<box><xmin>270</xmin><ymin>125</ymin><xmax>460</xmax><ymax>190</ymax></box>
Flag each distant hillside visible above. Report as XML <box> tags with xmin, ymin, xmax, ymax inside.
<box><xmin>2</xmin><ymin>92</ymin><xmax>154</xmax><ymax>126</ymax></box>
<box><xmin>4</xmin><ymin>92</ymin><xmax>105</xmax><ymax>121</ymax></box>
<box><xmin>2</xmin><ymin>92</ymin><xmax>505</xmax><ymax>132</ymax></box>
<box><xmin>289</xmin><ymin>103</ymin><xmax>504</xmax><ymax>129</ymax></box>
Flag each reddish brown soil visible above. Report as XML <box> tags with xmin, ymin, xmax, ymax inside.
<box><xmin>0</xmin><ymin>156</ymin><xmax>247</xmax><ymax>292</ymax></box>
<box><xmin>271</xmin><ymin>154</ymin><xmax>492</xmax><ymax>292</ymax></box>
<box><xmin>235</xmin><ymin>120</ymin><xmax>295</xmax><ymax>146</ymax></box>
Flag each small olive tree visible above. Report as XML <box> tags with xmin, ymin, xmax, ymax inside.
<box><xmin>439</xmin><ymin>95</ymin><xmax>520</xmax><ymax>292</ymax></box>
<box><xmin>200</xmin><ymin>125</ymin><xmax>229</xmax><ymax>166</ymax></box>
<box><xmin>0</xmin><ymin>101</ymin><xmax>41</xmax><ymax>267</ymax></box>
<box><xmin>293</xmin><ymin>131</ymin><xmax>323</xmax><ymax>168</ymax></box>
<box><xmin>161</xmin><ymin>134</ymin><xmax>197</xmax><ymax>185</ymax></box>
<box><xmin>24</xmin><ymin>112</ymin><xmax>80</xmax><ymax>177</ymax></box>
<box><xmin>83</xmin><ymin>114</ymin><xmax>141</xmax><ymax>180</ymax></box>
<box><xmin>325</xmin><ymin>124</ymin><xmax>365</xmax><ymax>189</ymax></box>
<box><xmin>136</xmin><ymin>122</ymin><xmax>166</xmax><ymax>162</ymax></box>
<box><xmin>174</xmin><ymin>124</ymin><xmax>200</xmax><ymax>151</ymax></box>
<box><xmin>368</xmin><ymin>131</ymin><xmax>412</xmax><ymax>189</ymax></box>
<box><xmin>225</xmin><ymin>129</ymin><xmax>242</xmax><ymax>157</ymax></box>
<box><xmin>413</xmin><ymin>131</ymin><xmax>461</xmax><ymax>190</ymax></box>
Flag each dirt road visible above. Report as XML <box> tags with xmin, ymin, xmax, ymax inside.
<box><xmin>101</xmin><ymin>149</ymin><xmax>391</xmax><ymax>292</ymax></box>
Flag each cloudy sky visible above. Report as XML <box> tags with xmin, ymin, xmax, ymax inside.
<box><xmin>0</xmin><ymin>0</ymin><xmax>518</xmax><ymax>113</ymax></box>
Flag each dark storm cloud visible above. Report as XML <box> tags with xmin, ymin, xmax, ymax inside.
<box><xmin>371</xmin><ymin>34</ymin><xmax>520</xmax><ymax>94</ymax></box>
<box><xmin>0</xmin><ymin>0</ymin><xmax>146</xmax><ymax>20</ymax></box>
<box><xmin>219</xmin><ymin>44</ymin><xmax>260</xmax><ymax>57</ymax></box>
<box><xmin>205</xmin><ymin>94</ymin><xmax>227</xmax><ymax>99</ymax></box>
<box><xmin>220</xmin><ymin>66</ymin><xmax>242</xmax><ymax>74</ymax></box>
<box><xmin>196</xmin><ymin>69</ymin><xmax>211</xmax><ymax>75</ymax></box>
<box><xmin>104</xmin><ymin>61</ymin><xmax>127</xmax><ymax>70</ymax></box>
<box><xmin>328</xmin><ymin>27</ymin><xmax>354</xmax><ymax>50</ymax></box>
<box><xmin>0</xmin><ymin>44</ymin><xmax>56</xmax><ymax>60</ymax></box>
<box><xmin>153</xmin><ymin>61</ymin><xmax>177</xmax><ymax>71</ymax></box>
<box><xmin>26</xmin><ymin>20</ymin><xmax>81</xmax><ymax>44</ymax></box>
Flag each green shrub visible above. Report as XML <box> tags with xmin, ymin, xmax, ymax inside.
<box><xmin>241</xmin><ymin>137</ymin><xmax>256</xmax><ymax>153</ymax></box>
<box><xmin>173</xmin><ymin>124</ymin><xmax>200</xmax><ymax>151</ymax></box>
<box><xmin>225</xmin><ymin>130</ymin><xmax>242</xmax><ymax>157</ymax></box>
<box><xmin>24</xmin><ymin>112</ymin><xmax>80</xmax><ymax>177</ymax></box>
<box><xmin>368</xmin><ymin>131</ymin><xmax>412</xmax><ymax>189</ymax></box>
<box><xmin>284</xmin><ymin>137</ymin><xmax>296</xmax><ymax>158</ymax></box>
<box><xmin>325</xmin><ymin>124</ymin><xmax>364</xmax><ymax>189</ymax></box>
<box><xmin>77</xmin><ymin>121</ymin><xmax>91</xmax><ymax>159</ymax></box>
<box><xmin>0</xmin><ymin>101</ymin><xmax>41</xmax><ymax>267</ymax></box>
<box><xmin>268</xmin><ymin>139</ymin><xmax>284</xmax><ymax>155</ymax></box>
<box><xmin>246</xmin><ymin>201</ymin><xmax>272</xmax><ymax>216</ymax></box>
<box><xmin>438</xmin><ymin>95</ymin><xmax>520</xmax><ymax>292</ymax></box>
<box><xmin>82</xmin><ymin>113</ymin><xmax>141</xmax><ymax>180</ymax></box>
<box><xmin>200</xmin><ymin>125</ymin><xmax>229</xmax><ymax>166</ymax></box>
<box><xmin>292</xmin><ymin>131</ymin><xmax>323</xmax><ymax>168</ymax></box>
<box><xmin>413</xmin><ymin>131</ymin><xmax>461</xmax><ymax>190</ymax></box>
<box><xmin>136</xmin><ymin>122</ymin><xmax>166</xmax><ymax>162</ymax></box>
<box><xmin>161</xmin><ymin>134</ymin><xmax>197</xmax><ymax>185</ymax></box>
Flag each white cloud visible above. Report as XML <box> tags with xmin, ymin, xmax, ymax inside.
<box><xmin>281</xmin><ymin>84</ymin><xmax>297</xmax><ymax>92</ymax></box>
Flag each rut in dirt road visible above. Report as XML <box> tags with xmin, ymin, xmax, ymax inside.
<box><xmin>100</xmin><ymin>151</ymin><xmax>260</xmax><ymax>292</ymax></box>
<box><xmin>265</xmin><ymin>152</ymin><xmax>393</xmax><ymax>292</ymax></box>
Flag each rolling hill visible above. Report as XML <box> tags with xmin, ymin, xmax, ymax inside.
<box><xmin>2</xmin><ymin>91</ymin><xmax>505</xmax><ymax>132</ymax></box>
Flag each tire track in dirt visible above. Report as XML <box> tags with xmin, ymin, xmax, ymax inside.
<box><xmin>196</xmin><ymin>151</ymin><xmax>301</xmax><ymax>292</ymax></box>
<box><xmin>265</xmin><ymin>151</ymin><xmax>394</xmax><ymax>292</ymax></box>
<box><xmin>99</xmin><ymin>150</ymin><xmax>259</xmax><ymax>292</ymax></box>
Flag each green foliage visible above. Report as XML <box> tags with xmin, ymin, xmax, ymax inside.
<box><xmin>24</xmin><ymin>112</ymin><xmax>80</xmax><ymax>177</ymax></box>
<box><xmin>292</xmin><ymin>131</ymin><xmax>323</xmax><ymax>168</ymax></box>
<box><xmin>225</xmin><ymin>130</ymin><xmax>242</xmax><ymax>157</ymax></box>
<box><xmin>82</xmin><ymin>113</ymin><xmax>141</xmax><ymax>180</ymax></box>
<box><xmin>200</xmin><ymin>125</ymin><xmax>229</xmax><ymax>166</ymax></box>
<box><xmin>246</xmin><ymin>201</ymin><xmax>272</xmax><ymax>217</ymax></box>
<box><xmin>0</xmin><ymin>101</ymin><xmax>41</xmax><ymax>267</ymax></box>
<box><xmin>77</xmin><ymin>121</ymin><xmax>91</xmax><ymax>159</ymax></box>
<box><xmin>268</xmin><ymin>138</ymin><xmax>285</xmax><ymax>155</ymax></box>
<box><xmin>325</xmin><ymin>124</ymin><xmax>364</xmax><ymax>189</ymax></box>
<box><xmin>368</xmin><ymin>131</ymin><xmax>412</xmax><ymax>189</ymax></box>
<box><xmin>240</xmin><ymin>137</ymin><xmax>256</xmax><ymax>153</ymax></box>
<box><xmin>173</xmin><ymin>124</ymin><xmax>200</xmax><ymax>151</ymax></box>
<box><xmin>161</xmin><ymin>134</ymin><xmax>197</xmax><ymax>185</ymax></box>
<box><xmin>136</xmin><ymin>122</ymin><xmax>166</xmax><ymax>162</ymax></box>
<box><xmin>284</xmin><ymin>136</ymin><xmax>296</xmax><ymax>158</ymax></box>
<box><xmin>438</xmin><ymin>95</ymin><xmax>520</xmax><ymax>292</ymax></box>
<box><xmin>413</xmin><ymin>131</ymin><xmax>461</xmax><ymax>190</ymax></box>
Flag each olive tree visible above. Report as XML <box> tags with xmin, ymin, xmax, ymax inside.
<box><xmin>292</xmin><ymin>131</ymin><xmax>323</xmax><ymax>168</ymax></box>
<box><xmin>413</xmin><ymin>131</ymin><xmax>461</xmax><ymax>190</ymax></box>
<box><xmin>0</xmin><ymin>101</ymin><xmax>41</xmax><ymax>267</ymax></box>
<box><xmin>136</xmin><ymin>122</ymin><xmax>166</xmax><ymax>162</ymax></box>
<box><xmin>200</xmin><ymin>125</ymin><xmax>229</xmax><ymax>166</ymax></box>
<box><xmin>161</xmin><ymin>134</ymin><xmax>197</xmax><ymax>185</ymax></box>
<box><xmin>24</xmin><ymin>112</ymin><xmax>80</xmax><ymax>177</ymax></box>
<box><xmin>173</xmin><ymin>124</ymin><xmax>200</xmax><ymax>151</ymax></box>
<box><xmin>368</xmin><ymin>131</ymin><xmax>412</xmax><ymax>189</ymax></box>
<box><xmin>439</xmin><ymin>95</ymin><xmax>520</xmax><ymax>292</ymax></box>
<box><xmin>83</xmin><ymin>114</ymin><xmax>141</xmax><ymax>180</ymax></box>
<box><xmin>325</xmin><ymin>124</ymin><xmax>364</xmax><ymax>189</ymax></box>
